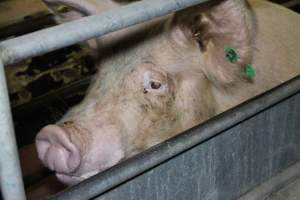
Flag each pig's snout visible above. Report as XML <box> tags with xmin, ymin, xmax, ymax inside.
<box><xmin>35</xmin><ymin>125</ymin><xmax>81</xmax><ymax>174</ymax></box>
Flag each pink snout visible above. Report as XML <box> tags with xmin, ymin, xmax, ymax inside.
<box><xmin>35</xmin><ymin>125</ymin><xmax>81</xmax><ymax>174</ymax></box>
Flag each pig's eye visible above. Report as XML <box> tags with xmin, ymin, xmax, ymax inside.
<box><xmin>143</xmin><ymin>79</ymin><xmax>168</xmax><ymax>95</ymax></box>
<box><xmin>143</xmin><ymin>71</ymin><xmax>168</xmax><ymax>95</ymax></box>
<box><xmin>150</xmin><ymin>81</ymin><xmax>162</xmax><ymax>90</ymax></box>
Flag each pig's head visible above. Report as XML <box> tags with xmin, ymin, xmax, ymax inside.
<box><xmin>36</xmin><ymin>0</ymin><xmax>255</xmax><ymax>185</ymax></box>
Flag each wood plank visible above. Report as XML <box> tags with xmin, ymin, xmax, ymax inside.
<box><xmin>0</xmin><ymin>0</ymin><xmax>50</xmax><ymax>28</ymax></box>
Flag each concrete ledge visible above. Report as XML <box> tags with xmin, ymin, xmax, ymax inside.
<box><xmin>238</xmin><ymin>161</ymin><xmax>300</xmax><ymax>200</ymax></box>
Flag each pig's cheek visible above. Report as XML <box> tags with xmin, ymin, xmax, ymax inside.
<box><xmin>79</xmin><ymin>128</ymin><xmax>125</xmax><ymax>172</ymax></box>
<box><xmin>87</xmin><ymin>39</ymin><xmax>99</xmax><ymax>50</ymax></box>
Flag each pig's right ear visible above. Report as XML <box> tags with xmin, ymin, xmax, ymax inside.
<box><xmin>171</xmin><ymin>0</ymin><xmax>255</xmax><ymax>88</ymax></box>
<box><xmin>43</xmin><ymin>0</ymin><xmax>98</xmax><ymax>22</ymax></box>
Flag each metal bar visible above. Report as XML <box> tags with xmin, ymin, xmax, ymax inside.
<box><xmin>0</xmin><ymin>59</ymin><xmax>26</xmax><ymax>200</ymax></box>
<box><xmin>0</xmin><ymin>0</ymin><xmax>207</xmax><ymax>65</ymax></box>
<box><xmin>50</xmin><ymin>75</ymin><xmax>300</xmax><ymax>200</ymax></box>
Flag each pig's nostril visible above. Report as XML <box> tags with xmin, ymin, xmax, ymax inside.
<box><xmin>35</xmin><ymin>125</ymin><xmax>81</xmax><ymax>174</ymax></box>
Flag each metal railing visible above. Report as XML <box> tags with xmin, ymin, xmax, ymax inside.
<box><xmin>0</xmin><ymin>60</ymin><xmax>26</xmax><ymax>200</ymax></box>
<box><xmin>0</xmin><ymin>0</ymin><xmax>207</xmax><ymax>199</ymax></box>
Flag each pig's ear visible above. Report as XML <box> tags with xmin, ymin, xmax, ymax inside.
<box><xmin>172</xmin><ymin>0</ymin><xmax>255</xmax><ymax>87</ymax></box>
<box><xmin>43</xmin><ymin>0</ymin><xmax>98</xmax><ymax>21</ymax></box>
<box><xmin>43</xmin><ymin>0</ymin><xmax>100</xmax><ymax>49</ymax></box>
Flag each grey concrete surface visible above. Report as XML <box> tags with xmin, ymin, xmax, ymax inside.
<box><xmin>238</xmin><ymin>161</ymin><xmax>300</xmax><ymax>200</ymax></box>
<box><xmin>265</xmin><ymin>176</ymin><xmax>300</xmax><ymax>200</ymax></box>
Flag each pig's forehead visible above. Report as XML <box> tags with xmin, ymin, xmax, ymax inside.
<box><xmin>96</xmin><ymin>14</ymin><xmax>203</xmax><ymax>76</ymax></box>
<box><xmin>99</xmin><ymin>35</ymin><xmax>200</xmax><ymax>73</ymax></box>
<box><xmin>98</xmin><ymin>36</ymin><xmax>161</xmax><ymax>68</ymax></box>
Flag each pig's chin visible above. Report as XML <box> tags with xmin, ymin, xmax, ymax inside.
<box><xmin>56</xmin><ymin>170</ymin><xmax>100</xmax><ymax>186</ymax></box>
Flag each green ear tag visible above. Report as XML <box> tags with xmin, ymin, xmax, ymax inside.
<box><xmin>224</xmin><ymin>47</ymin><xmax>240</xmax><ymax>63</ymax></box>
<box><xmin>245</xmin><ymin>64</ymin><xmax>256</xmax><ymax>78</ymax></box>
<box><xmin>54</xmin><ymin>5</ymin><xmax>69</xmax><ymax>13</ymax></box>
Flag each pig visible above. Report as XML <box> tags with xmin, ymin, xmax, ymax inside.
<box><xmin>36</xmin><ymin>0</ymin><xmax>300</xmax><ymax>185</ymax></box>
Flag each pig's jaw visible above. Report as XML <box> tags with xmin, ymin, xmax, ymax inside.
<box><xmin>55</xmin><ymin>148</ymin><xmax>123</xmax><ymax>185</ymax></box>
<box><xmin>55</xmin><ymin>144</ymin><xmax>124</xmax><ymax>186</ymax></box>
<box><xmin>56</xmin><ymin>170</ymin><xmax>100</xmax><ymax>185</ymax></box>
<box><xmin>36</xmin><ymin>124</ymin><xmax>126</xmax><ymax>186</ymax></box>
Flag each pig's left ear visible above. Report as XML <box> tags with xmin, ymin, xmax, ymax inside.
<box><xmin>172</xmin><ymin>0</ymin><xmax>255</xmax><ymax>87</ymax></box>
<box><xmin>43</xmin><ymin>0</ymin><xmax>100</xmax><ymax>48</ymax></box>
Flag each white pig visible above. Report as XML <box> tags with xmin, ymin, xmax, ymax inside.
<box><xmin>36</xmin><ymin>0</ymin><xmax>300</xmax><ymax>185</ymax></box>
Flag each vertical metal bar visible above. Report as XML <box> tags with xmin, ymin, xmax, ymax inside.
<box><xmin>0</xmin><ymin>59</ymin><xmax>26</xmax><ymax>200</ymax></box>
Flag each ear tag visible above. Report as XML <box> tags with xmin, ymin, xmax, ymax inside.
<box><xmin>245</xmin><ymin>64</ymin><xmax>256</xmax><ymax>78</ymax></box>
<box><xmin>224</xmin><ymin>47</ymin><xmax>240</xmax><ymax>63</ymax></box>
<box><xmin>54</xmin><ymin>5</ymin><xmax>69</xmax><ymax>13</ymax></box>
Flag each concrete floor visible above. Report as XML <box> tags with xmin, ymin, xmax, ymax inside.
<box><xmin>238</xmin><ymin>161</ymin><xmax>300</xmax><ymax>200</ymax></box>
<box><xmin>265</xmin><ymin>178</ymin><xmax>300</xmax><ymax>200</ymax></box>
